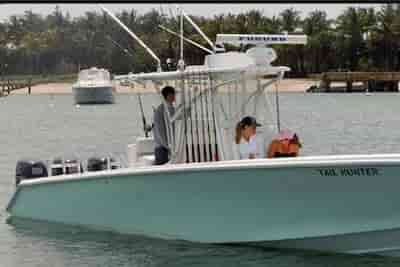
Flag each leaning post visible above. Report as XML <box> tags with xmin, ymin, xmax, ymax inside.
<box><xmin>28</xmin><ymin>77</ymin><xmax>32</xmax><ymax>95</ymax></box>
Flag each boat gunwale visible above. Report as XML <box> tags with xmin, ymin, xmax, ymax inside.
<box><xmin>14</xmin><ymin>153</ymin><xmax>400</xmax><ymax>188</ymax></box>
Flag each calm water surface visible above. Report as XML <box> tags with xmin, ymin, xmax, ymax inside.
<box><xmin>1</xmin><ymin>92</ymin><xmax>400</xmax><ymax>266</ymax></box>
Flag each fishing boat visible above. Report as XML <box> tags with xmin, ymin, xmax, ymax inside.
<box><xmin>72</xmin><ymin>67</ymin><xmax>116</xmax><ymax>104</ymax></box>
<box><xmin>6</xmin><ymin>6</ymin><xmax>400</xmax><ymax>257</ymax></box>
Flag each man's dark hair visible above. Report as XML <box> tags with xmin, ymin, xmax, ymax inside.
<box><xmin>161</xmin><ymin>86</ymin><xmax>175</xmax><ymax>99</ymax></box>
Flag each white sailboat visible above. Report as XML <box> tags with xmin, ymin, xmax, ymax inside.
<box><xmin>7</xmin><ymin>5</ymin><xmax>400</xmax><ymax>257</ymax></box>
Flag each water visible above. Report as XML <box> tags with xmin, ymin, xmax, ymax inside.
<box><xmin>1</xmin><ymin>92</ymin><xmax>400</xmax><ymax>266</ymax></box>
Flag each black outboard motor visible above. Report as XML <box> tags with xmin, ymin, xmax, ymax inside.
<box><xmin>64</xmin><ymin>159</ymin><xmax>81</xmax><ymax>174</ymax></box>
<box><xmin>51</xmin><ymin>158</ymin><xmax>83</xmax><ymax>176</ymax></box>
<box><xmin>15</xmin><ymin>160</ymin><xmax>48</xmax><ymax>185</ymax></box>
<box><xmin>110</xmin><ymin>158</ymin><xmax>120</xmax><ymax>170</ymax></box>
<box><xmin>87</xmin><ymin>157</ymin><xmax>120</xmax><ymax>172</ymax></box>
<box><xmin>51</xmin><ymin>158</ymin><xmax>64</xmax><ymax>176</ymax></box>
<box><xmin>87</xmin><ymin>157</ymin><xmax>108</xmax><ymax>172</ymax></box>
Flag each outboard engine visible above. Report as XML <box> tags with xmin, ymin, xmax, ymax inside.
<box><xmin>87</xmin><ymin>157</ymin><xmax>120</xmax><ymax>172</ymax></box>
<box><xmin>87</xmin><ymin>157</ymin><xmax>108</xmax><ymax>172</ymax></box>
<box><xmin>15</xmin><ymin>160</ymin><xmax>48</xmax><ymax>185</ymax></box>
<box><xmin>50</xmin><ymin>158</ymin><xmax>83</xmax><ymax>176</ymax></box>
<box><xmin>51</xmin><ymin>158</ymin><xmax>64</xmax><ymax>176</ymax></box>
<box><xmin>64</xmin><ymin>159</ymin><xmax>81</xmax><ymax>174</ymax></box>
<box><xmin>110</xmin><ymin>158</ymin><xmax>120</xmax><ymax>170</ymax></box>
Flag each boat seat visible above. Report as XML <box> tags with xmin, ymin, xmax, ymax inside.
<box><xmin>137</xmin><ymin>155</ymin><xmax>155</xmax><ymax>166</ymax></box>
<box><xmin>127</xmin><ymin>137</ymin><xmax>156</xmax><ymax>167</ymax></box>
<box><xmin>136</xmin><ymin>137</ymin><xmax>155</xmax><ymax>156</ymax></box>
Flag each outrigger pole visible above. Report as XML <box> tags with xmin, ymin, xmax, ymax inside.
<box><xmin>105</xmin><ymin>35</ymin><xmax>135</xmax><ymax>68</ymax></box>
<box><xmin>100</xmin><ymin>5</ymin><xmax>157</xmax><ymax>137</ymax></box>
<box><xmin>105</xmin><ymin>34</ymin><xmax>151</xmax><ymax>137</ymax></box>
<box><xmin>158</xmin><ymin>25</ymin><xmax>213</xmax><ymax>54</ymax></box>
<box><xmin>176</xmin><ymin>5</ymin><xmax>216</xmax><ymax>53</ymax></box>
<box><xmin>99</xmin><ymin>5</ymin><xmax>162</xmax><ymax>72</ymax></box>
<box><xmin>179</xmin><ymin>6</ymin><xmax>184</xmax><ymax>69</ymax></box>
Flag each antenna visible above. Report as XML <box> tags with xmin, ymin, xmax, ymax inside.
<box><xmin>99</xmin><ymin>5</ymin><xmax>162</xmax><ymax>72</ymax></box>
<box><xmin>176</xmin><ymin>5</ymin><xmax>215</xmax><ymax>53</ymax></box>
<box><xmin>159</xmin><ymin>25</ymin><xmax>213</xmax><ymax>54</ymax></box>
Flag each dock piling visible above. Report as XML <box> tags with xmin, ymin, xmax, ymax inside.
<box><xmin>346</xmin><ymin>81</ymin><xmax>352</xmax><ymax>92</ymax></box>
<box><xmin>28</xmin><ymin>78</ymin><xmax>32</xmax><ymax>95</ymax></box>
<box><xmin>7</xmin><ymin>79</ymin><xmax>10</xmax><ymax>95</ymax></box>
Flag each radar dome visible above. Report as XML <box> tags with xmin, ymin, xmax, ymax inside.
<box><xmin>246</xmin><ymin>47</ymin><xmax>277</xmax><ymax>66</ymax></box>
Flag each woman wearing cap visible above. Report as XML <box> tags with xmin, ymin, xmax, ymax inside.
<box><xmin>234</xmin><ymin>116</ymin><xmax>262</xmax><ymax>159</ymax></box>
<box><xmin>267</xmin><ymin>129</ymin><xmax>302</xmax><ymax>158</ymax></box>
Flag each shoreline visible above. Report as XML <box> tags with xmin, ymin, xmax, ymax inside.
<box><xmin>9</xmin><ymin>78</ymin><xmax>320</xmax><ymax>95</ymax></box>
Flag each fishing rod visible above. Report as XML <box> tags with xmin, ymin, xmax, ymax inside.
<box><xmin>106</xmin><ymin>34</ymin><xmax>149</xmax><ymax>133</ymax></box>
<box><xmin>275</xmin><ymin>82</ymin><xmax>281</xmax><ymax>133</ymax></box>
<box><xmin>274</xmin><ymin>71</ymin><xmax>284</xmax><ymax>133</ymax></box>
<box><xmin>137</xmin><ymin>91</ymin><xmax>152</xmax><ymax>138</ymax></box>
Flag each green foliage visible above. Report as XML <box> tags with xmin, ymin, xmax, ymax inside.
<box><xmin>0</xmin><ymin>4</ymin><xmax>398</xmax><ymax>77</ymax></box>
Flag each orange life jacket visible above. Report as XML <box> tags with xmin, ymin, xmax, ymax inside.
<box><xmin>268</xmin><ymin>139</ymin><xmax>300</xmax><ymax>158</ymax></box>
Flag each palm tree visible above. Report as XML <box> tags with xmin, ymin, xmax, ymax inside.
<box><xmin>278</xmin><ymin>8</ymin><xmax>302</xmax><ymax>75</ymax></box>
<box><xmin>335</xmin><ymin>7</ymin><xmax>366</xmax><ymax>71</ymax></box>
<box><xmin>369</xmin><ymin>4</ymin><xmax>400</xmax><ymax>70</ymax></box>
<box><xmin>280</xmin><ymin>8</ymin><xmax>301</xmax><ymax>33</ymax></box>
<box><xmin>303</xmin><ymin>10</ymin><xmax>335</xmax><ymax>73</ymax></box>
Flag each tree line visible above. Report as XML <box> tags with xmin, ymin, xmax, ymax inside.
<box><xmin>0</xmin><ymin>4</ymin><xmax>400</xmax><ymax>77</ymax></box>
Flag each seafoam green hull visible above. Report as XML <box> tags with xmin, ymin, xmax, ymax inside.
<box><xmin>7</xmin><ymin>154</ymin><xmax>400</xmax><ymax>254</ymax></box>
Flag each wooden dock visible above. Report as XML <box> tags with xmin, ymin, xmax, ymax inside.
<box><xmin>308</xmin><ymin>72</ymin><xmax>400</xmax><ymax>93</ymax></box>
<box><xmin>0</xmin><ymin>78</ymin><xmax>32</xmax><ymax>96</ymax></box>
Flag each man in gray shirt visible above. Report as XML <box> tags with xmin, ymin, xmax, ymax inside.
<box><xmin>153</xmin><ymin>86</ymin><xmax>176</xmax><ymax>165</ymax></box>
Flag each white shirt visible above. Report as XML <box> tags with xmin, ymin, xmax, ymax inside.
<box><xmin>238</xmin><ymin>135</ymin><xmax>262</xmax><ymax>159</ymax></box>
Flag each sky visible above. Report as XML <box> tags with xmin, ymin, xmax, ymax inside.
<box><xmin>0</xmin><ymin>3</ymin><xmax>383</xmax><ymax>21</ymax></box>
